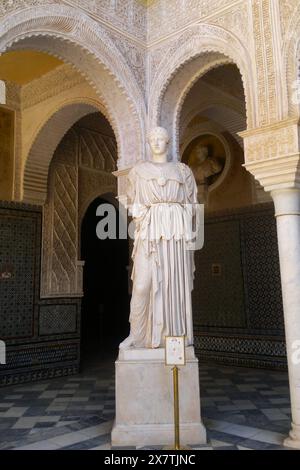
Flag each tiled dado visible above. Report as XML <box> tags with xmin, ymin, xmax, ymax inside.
<box><xmin>0</xmin><ymin>201</ymin><xmax>81</xmax><ymax>387</ymax></box>
<box><xmin>192</xmin><ymin>203</ymin><xmax>285</xmax><ymax>370</ymax></box>
<box><xmin>0</xmin><ymin>202</ymin><xmax>41</xmax><ymax>340</ymax></box>
<box><xmin>0</xmin><ymin>341</ymin><xmax>80</xmax><ymax>386</ymax></box>
<box><xmin>194</xmin><ymin>334</ymin><xmax>287</xmax><ymax>369</ymax></box>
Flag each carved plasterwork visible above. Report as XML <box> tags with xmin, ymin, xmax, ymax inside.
<box><xmin>0</xmin><ymin>0</ymin><xmax>59</xmax><ymax>17</ymax></box>
<box><xmin>65</xmin><ymin>0</ymin><xmax>146</xmax><ymax>41</ymax></box>
<box><xmin>250</xmin><ymin>0</ymin><xmax>286</xmax><ymax>126</ymax></box>
<box><xmin>279</xmin><ymin>0</ymin><xmax>299</xmax><ymax>38</ymax></box>
<box><xmin>240</xmin><ymin>119</ymin><xmax>300</xmax><ymax>191</ymax></box>
<box><xmin>283</xmin><ymin>2</ymin><xmax>300</xmax><ymax>120</ymax></box>
<box><xmin>109</xmin><ymin>32</ymin><xmax>146</xmax><ymax>95</ymax></box>
<box><xmin>0</xmin><ymin>0</ymin><xmax>146</xmax><ymax>42</ymax></box>
<box><xmin>77</xmin><ymin>124</ymin><xmax>117</xmax><ymax>222</ymax></box>
<box><xmin>147</xmin><ymin>0</ymin><xmax>244</xmax><ymax>43</ymax></box>
<box><xmin>23</xmin><ymin>102</ymin><xmax>101</xmax><ymax>205</ymax></box>
<box><xmin>244</xmin><ymin>154</ymin><xmax>300</xmax><ymax>192</ymax></box>
<box><xmin>4</xmin><ymin>83</ymin><xmax>22</xmax><ymax>200</ymax></box>
<box><xmin>5</xmin><ymin>81</ymin><xmax>22</xmax><ymax>111</ymax></box>
<box><xmin>0</xmin><ymin>4</ymin><xmax>146</xmax><ymax>168</ymax></box>
<box><xmin>21</xmin><ymin>64</ymin><xmax>84</xmax><ymax>109</ymax></box>
<box><xmin>240</xmin><ymin>119</ymin><xmax>299</xmax><ymax>163</ymax></box>
<box><xmin>209</xmin><ymin>1</ymin><xmax>251</xmax><ymax>49</ymax></box>
<box><xmin>78</xmin><ymin>169</ymin><xmax>116</xmax><ymax>227</ymax></box>
<box><xmin>149</xmin><ymin>24</ymin><xmax>256</xmax><ymax>155</ymax></box>
<box><xmin>160</xmin><ymin>52</ymin><xmax>233</xmax><ymax>157</ymax></box>
<box><xmin>42</xmin><ymin>119</ymin><xmax>118</xmax><ymax>298</ymax></box>
<box><xmin>41</xmin><ymin>130</ymin><xmax>79</xmax><ymax>298</ymax></box>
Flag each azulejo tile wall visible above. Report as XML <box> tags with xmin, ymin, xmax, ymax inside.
<box><xmin>0</xmin><ymin>201</ymin><xmax>81</xmax><ymax>387</ymax></box>
<box><xmin>193</xmin><ymin>203</ymin><xmax>286</xmax><ymax>369</ymax></box>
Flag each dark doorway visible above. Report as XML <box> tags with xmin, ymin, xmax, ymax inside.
<box><xmin>80</xmin><ymin>196</ymin><xmax>130</xmax><ymax>367</ymax></box>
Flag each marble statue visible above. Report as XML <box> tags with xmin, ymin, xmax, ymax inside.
<box><xmin>119</xmin><ymin>127</ymin><xmax>199</xmax><ymax>349</ymax></box>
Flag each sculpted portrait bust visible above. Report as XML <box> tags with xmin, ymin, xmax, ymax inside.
<box><xmin>191</xmin><ymin>144</ymin><xmax>223</xmax><ymax>185</ymax></box>
<box><xmin>120</xmin><ymin>126</ymin><xmax>199</xmax><ymax>349</ymax></box>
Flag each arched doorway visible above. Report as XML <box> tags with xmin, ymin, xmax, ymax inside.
<box><xmin>80</xmin><ymin>196</ymin><xmax>130</xmax><ymax>366</ymax></box>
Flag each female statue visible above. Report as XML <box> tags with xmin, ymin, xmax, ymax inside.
<box><xmin>120</xmin><ymin>127</ymin><xmax>199</xmax><ymax>349</ymax></box>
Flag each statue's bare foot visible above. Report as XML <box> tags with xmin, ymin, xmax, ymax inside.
<box><xmin>119</xmin><ymin>335</ymin><xmax>135</xmax><ymax>350</ymax></box>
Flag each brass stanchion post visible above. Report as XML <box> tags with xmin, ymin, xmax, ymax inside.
<box><xmin>173</xmin><ymin>365</ymin><xmax>180</xmax><ymax>450</ymax></box>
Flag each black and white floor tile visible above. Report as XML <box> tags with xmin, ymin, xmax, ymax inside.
<box><xmin>0</xmin><ymin>354</ymin><xmax>293</xmax><ymax>450</ymax></box>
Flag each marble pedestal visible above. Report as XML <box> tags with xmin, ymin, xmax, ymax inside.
<box><xmin>111</xmin><ymin>346</ymin><xmax>206</xmax><ymax>447</ymax></box>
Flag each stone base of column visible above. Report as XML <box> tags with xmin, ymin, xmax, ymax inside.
<box><xmin>284</xmin><ymin>423</ymin><xmax>300</xmax><ymax>450</ymax></box>
<box><xmin>111</xmin><ymin>346</ymin><xmax>206</xmax><ymax>447</ymax></box>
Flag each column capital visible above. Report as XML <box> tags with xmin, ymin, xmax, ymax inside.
<box><xmin>239</xmin><ymin>119</ymin><xmax>300</xmax><ymax>191</ymax></box>
<box><xmin>271</xmin><ymin>188</ymin><xmax>300</xmax><ymax>217</ymax></box>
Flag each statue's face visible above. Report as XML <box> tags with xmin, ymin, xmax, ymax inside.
<box><xmin>194</xmin><ymin>145</ymin><xmax>208</xmax><ymax>163</ymax></box>
<box><xmin>148</xmin><ymin>131</ymin><xmax>169</xmax><ymax>156</ymax></box>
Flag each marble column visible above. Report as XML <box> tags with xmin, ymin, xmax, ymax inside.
<box><xmin>271</xmin><ymin>189</ymin><xmax>300</xmax><ymax>449</ymax></box>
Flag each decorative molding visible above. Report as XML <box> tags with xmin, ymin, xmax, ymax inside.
<box><xmin>110</xmin><ymin>31</ymin><xmax>146</xmax><ymax>95</ymax></box>
<box><xmin>283</xmin><ymin>3</ymin><xmax>300</xmax><ymax>120</ymax></box>
<box><xmin>147</xmin><ymin>0</ymin><xmax>245</xmax><ymax>44</ymax></box>
<box><xmin>161</xmin><ymin>52</ymin><xmax>234</xmax><ymax>158</ymax></box>
<box><xmin>279</xmin><ymin>0</ymin><xmax>299</xmax><ymax>39</ymax></box>
<box><xmin>78</xmin><ymin>168</ymin><xmax>117</xmax><ymax>226</ymax></box>
<box><xmin>42</xmin><ymin>119</ymin><xmax>118</xmax><ymax>298</ymax></box>
<box><xmin>21</xmin><ymin>64</ymin><xmax>84</xmax><ymax>109</ymax></box>
<box><xmin>209</xmin><ymin>1</ymin><xmax>251</xmax><ymax>49</ymax></box>
<box><xmin>5</xmin><ymin>81</ymin><xmax>22</xmax><ymax>111</ymax></box>
<box><xmin>240</xmin><ymin>118</ymin><xmax>299</xmax><ymax>160</ymax></box>
<box><xmin>240</xmin><ymin>119</ymin><xmax>300</xmax><ymax>190</ymax></box>
<box><xmin>64</xmin><ymin>0</ymin><xmax>146</xmax><ymax>42</ymax></box>
<box><xmin>244</xmin><ymin>155</ymin><xmax>300</xmax><ymax>192</ymax></box>
<box><xmin>0</xmin><ymin>4</ymin><xmax>146</xmax><ymax>168</ymax></box>
<box><xmin>149</xmin><ymin>23</ymin><xmax>257</xmax><ymax>160</ymax></box>
<box><xmin>23</xmin><ymin>102</ymin><xmax>99</xmax><ymax>205</ymax></box>
<box><xmin>0</xmin><ymin>0</ymin><xmax>59</xmax><ymax>17</ymax></box>
<box><xmin>78</xmin><ymin>128</ymin><xmax>117</xmax><ymax>173</ymax></box>
<box><xmin>251</xmin><ymin>0</ymin><xmax>285</xmax><ymax>126</ymax></box>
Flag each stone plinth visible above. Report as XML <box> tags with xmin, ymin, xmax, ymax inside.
<box><xmin>111</xmin><ymin>346</ymin><xmax>206</xmax><ymax>447</ymax></box>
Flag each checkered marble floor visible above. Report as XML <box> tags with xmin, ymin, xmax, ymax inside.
<box><xmin>0</xmin><ymin>353</ymin><xmax>293</xmax><ymax>450</ymax></box>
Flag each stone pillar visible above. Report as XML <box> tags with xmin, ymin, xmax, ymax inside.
<box><xmin>271</xmin><ymin>189</ymin><xmax>300</xmax><ymax>449</ymax></box>
<box><xmin>240</xmin><ymin>119</ymin><xmax>300</xmax><ymax>449</ymax></box>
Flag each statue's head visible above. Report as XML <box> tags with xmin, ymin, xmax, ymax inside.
<box><xmin>194</xmin><ymin>145</ymin><xmax>209</xmax><ymax>164</ymax></box>
<box><xmin>148</xmin><ymin>127</ymin><xmax>169</xmax><ymax>158</ymax></box>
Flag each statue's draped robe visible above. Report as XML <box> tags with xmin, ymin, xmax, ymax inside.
<box><xmin>127</xmin><ymin>161</ymin><xmax>198</xmax><ymax>348</ymax></box>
